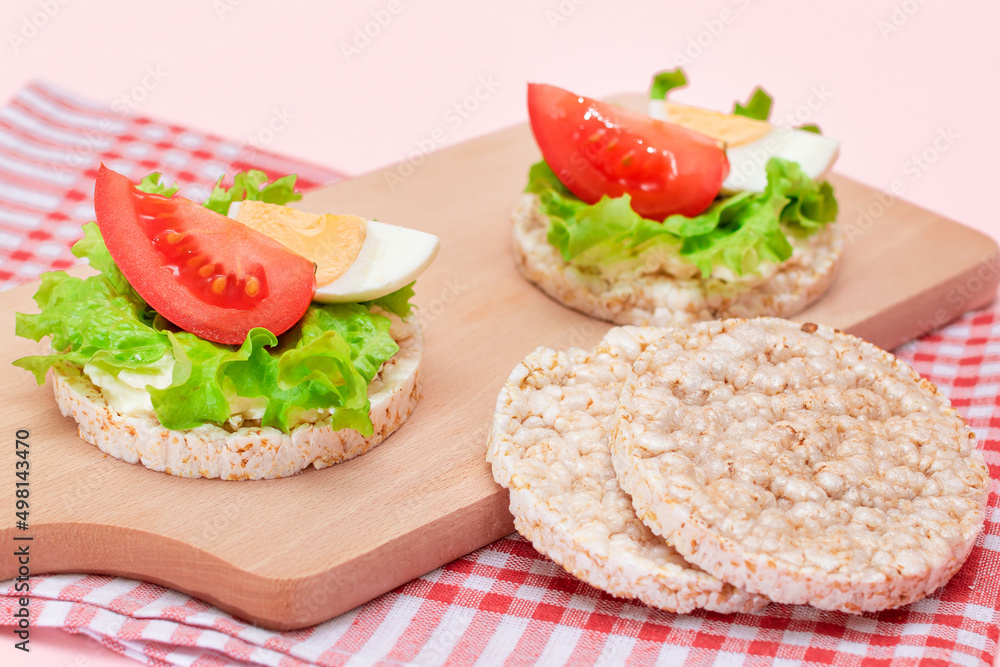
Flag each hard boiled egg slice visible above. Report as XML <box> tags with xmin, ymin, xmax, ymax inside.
<box><xmin>229</xmin><ymin>201</ymin><xmax>440</xmax><ymax>303</ymax></box>
<box><xmin>314</xmin><ymin>219</ymin><xmax>440</xmax><ymax>303</ymax></box>
<box><xmin>649</xmin><ymin>100</ymin><xmax>840</xmax><ymax>194</ymax></box>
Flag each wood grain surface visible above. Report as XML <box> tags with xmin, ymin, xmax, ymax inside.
<box><xmin>1</xmin><ymin>95</ymin><xmax>997</xmax><ymax>630</ymax></box>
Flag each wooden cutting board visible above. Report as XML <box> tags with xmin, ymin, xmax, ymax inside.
<box><xmin>1</xmin><ymin>95</ymin><xmax>997</xmax><ymax>631</ymax></box>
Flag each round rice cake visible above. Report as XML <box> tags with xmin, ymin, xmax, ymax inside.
<box><xmin>487</xmin><ymin>326</ymin><xmax>768</xmax><ymax>614</ymax></box>
<box><xmin>52</xmin><ymin>316</ymin><xmax>423</xmax><ymax>480</ymax></box>
<box><xmin>511</xmin><ymin>194</ymin><xmax>843</xmax><ymax>328</ymax></box>
<box><xmin>610</xmin><ymin>317</ymin><xmax>990</xmax><ymax>612</ymax></box>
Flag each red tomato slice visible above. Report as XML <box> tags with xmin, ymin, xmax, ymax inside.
<box><xmin>527</xmin><ymin>83</ymin><xmax>730</xmax><ymax>219</ymax></box>
<box><xmin>94</xmin><ymin>164</ymin><xmax>317</xmax><ymax>345</ymax></box>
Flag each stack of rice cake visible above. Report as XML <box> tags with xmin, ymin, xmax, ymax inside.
<box><xmin>487</xmin><ymin>319</ymin><xmax>989</xmax><ymax>614</ymax></box>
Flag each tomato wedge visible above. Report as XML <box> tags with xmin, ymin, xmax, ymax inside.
<box><xmin>93</xmin><ymin>165</ymin><xmax>317</xmax><ymax>345</ymax></box>
<box><xmin>527</xmin><ymin>83</ymin><xmax>730</xmax><ymax>219</ymax></box>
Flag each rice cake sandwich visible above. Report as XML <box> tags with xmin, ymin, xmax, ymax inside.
<box><xmin>14</xmin><ymin>166</ymin><xmax>439</xmax><ymax>480</ymax></box>
<box><xmin>487</xmin><ymin>326</ymin><xmax>768</xmax><ymax>614</ymax></box>
<box><xmin>609</xmin><ymin>317</ymin><xmax>989</xmax><ymax>612</ymax></box>
<box><xmin>514</xmin><ymin>69</ymin><xmax>842</xmax><ymax>327</ymax></box>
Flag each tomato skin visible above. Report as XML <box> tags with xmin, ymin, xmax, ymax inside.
<box><xmin>94</xmin><ymin>165</ymin><xmax>317</xmax><ymax>345</ymax></box>
<box><xmin>527</xmin><ymin>83</ymin><xmax>730</xmax><ymax>219</ymax></box>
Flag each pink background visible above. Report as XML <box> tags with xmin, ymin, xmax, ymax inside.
<box><xmin>1</xmin><ymin>0</ymin><xmax>998</xmax><ymax>664</ymax></box>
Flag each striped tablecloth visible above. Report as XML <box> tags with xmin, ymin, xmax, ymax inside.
<box><xmin>1</xmin><ymin>81</ymin><xmax>999</xmax><ymax>667</ymax></box>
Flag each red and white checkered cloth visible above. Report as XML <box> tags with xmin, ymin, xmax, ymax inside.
<box><xmin>0</xmin><ymin>81</ymin><xmax>342</xmax><ymax>290</ymax></box>
<box><xmin>2</xmin><ymin>81</ymin><xmax>1000</xmax><ymax>667</ymax></box>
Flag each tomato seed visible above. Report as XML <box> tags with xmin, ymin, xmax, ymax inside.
<box><xmin>245</xmin><ymin>277</ymin><xmax>260</xmax><ymax>297</ymax></box>
<box><xmin>211</xmin><ymin>276</ymin><xmax>227</xmax><ymax>294</ymax></box>
<box><xmin>198</xmin><ymin>264</ymin><xmax>216</xmax><ymax>278</ymax></box>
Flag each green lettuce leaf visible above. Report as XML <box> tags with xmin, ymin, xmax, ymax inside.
<box><xmin>137</xmin><ymin>172</ymin><xmax>180</xmax><ymax>197</ymax></box>
<box><xmin>528</xmin><ymin>158</ymin><xmax>837</xmax><ymax>278</ymax></box>
<box><xmin>71</xmin><ymin>220</ymin><xmax>148</xmax><ymax>303</ymax></box>
<box><xmin>362</xmin><ymin>282</ymin><xmax>415</xmax><ymax>319</ymax></box>
<box><xmin>202</xmin><ymin>170</ymin><xmax>303</xmax><ymax>215</ymax></box>
<box><xmin>14</xmin><ymin>223</ymin><xmax>405</xmax><ymax>435</ymax></box>
<box><xmin>650</xmin><ymin>68</ymin><xmax>688</xmax><ymax>100</ymax></box>
<box><xmin>733</xmin><ymin>87</ymin><xmax>773</xmax><ymax>121</ymax></box>
<box><xmin>653</xmin><ymin>70</ymin><xmax>823</xmax><ymax>136</ymax></box>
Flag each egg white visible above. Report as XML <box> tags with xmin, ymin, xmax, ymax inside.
<box><xmin>228</xmin><ymin>202</ymin><xmax>440</xmax><ymax>304</ymax></box>
<box><xmin>649</xmin><ymin>100</ymin><xmax>840</xmax><ymax>194</ymax></box>
<box><xmin>314</xmin><ymin>220</ymin><xmax>440</xmax><ymax>303</ymax></box>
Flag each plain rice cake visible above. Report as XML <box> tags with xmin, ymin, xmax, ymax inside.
<box><xmin>487</xmin><ymin>326</ymin><xmax>768</xmax><ymax>614</ymax></box>
<box><xmin>610</xmin><ymin>317</ymin><xmax>989</xmax><ymax>613</ymax></box>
